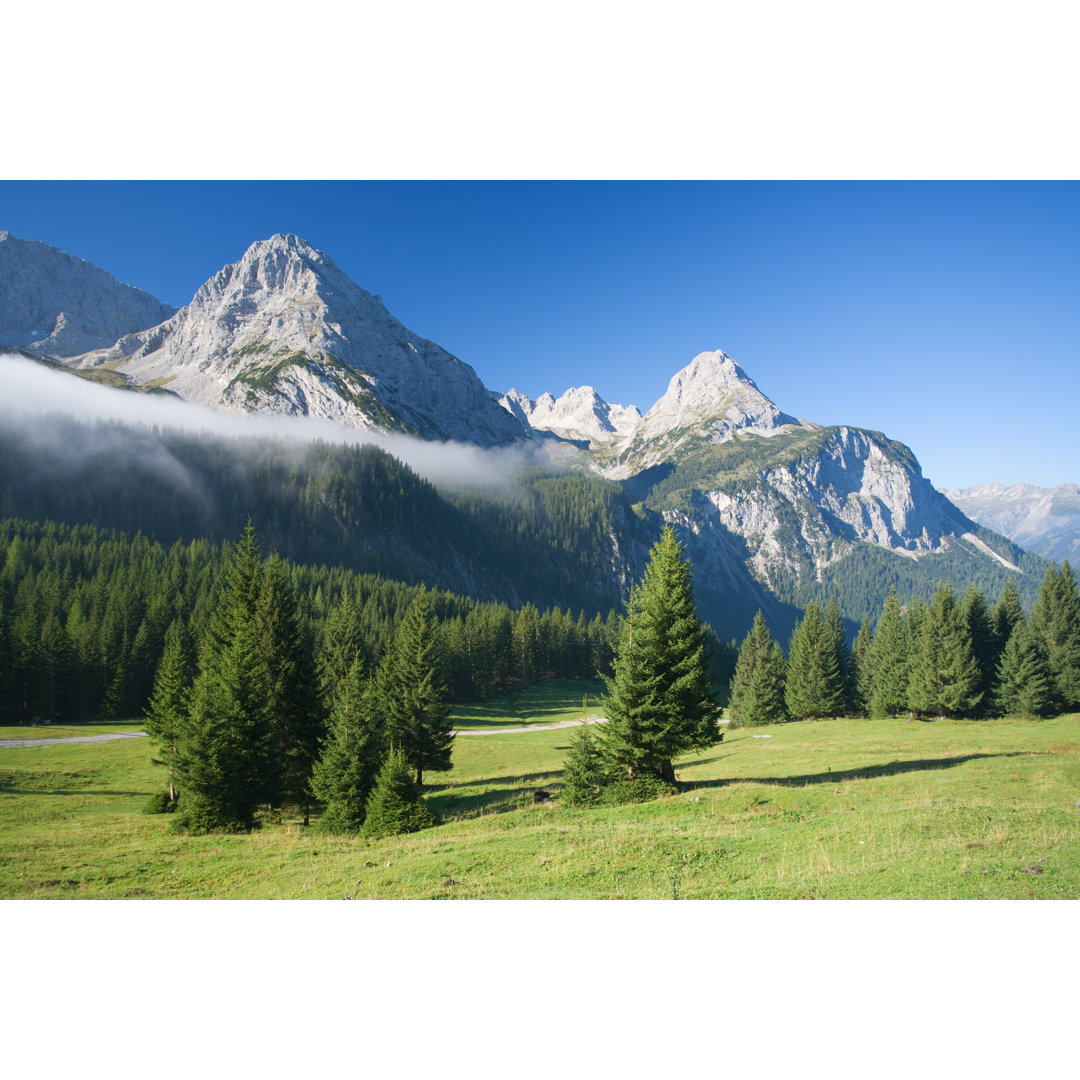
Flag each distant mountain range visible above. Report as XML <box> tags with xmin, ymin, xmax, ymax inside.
<box><xmin>0</xmin><ymin>231</ymin><xmax>1052</xmax><ymax>637</ymax></box>
<box><xmin>944</xmin><ymin>482</ymin><xmax>1080</xmax><ymax>564</ymax></box>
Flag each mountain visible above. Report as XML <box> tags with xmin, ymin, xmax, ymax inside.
<box><xmin>598</xmin><ymin>350</ymin><xmax>805</xmax><ymax>477</ymax></box>
<box><xmin>0</xmin><ymin>232</ymin><xmax>176</xmax><ymax>358</ymax></box>
<box><xmin>0</xmin><ymin>231</ymin><xmax>1048</xmax><ymax>640</ymax></box>
<box><xmin>70</xmin><ymin>234</ymin><xmax>526</xmax><ymax>446</ymax></box>
<box><xmin>498</xmin><ymin>385</ymin><xmax>641</xmax><ymax>447</ymax></box>
<box><xmin>944</xmin><ymin>481</ymin><xmax>1080</xmax><ymax>563</ymax></box>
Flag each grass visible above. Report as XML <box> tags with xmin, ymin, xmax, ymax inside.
<box><xmin>1</xmin><ymin>684</ymin><xmax>1078</xmax><ymax>899</ymax></box>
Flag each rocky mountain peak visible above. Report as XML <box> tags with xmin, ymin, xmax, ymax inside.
<box><xmin>0</xmin><ymin>232</ymin><xmax>176</xmax><ymax>358</ymax></box>
<box><xmin>498</xmin><ymin>384</ymin><xmax>641</xmax><ymax>446</ymax></box>
<box><xmin>69</xmin><ymin>236</ymin><xmax>526</xmax><ymax>446</ymax></box>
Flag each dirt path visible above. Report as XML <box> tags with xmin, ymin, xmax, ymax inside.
<box><xmin>455</xmin><ymin>717</ymin><xmax>608</xmax><ymax>736</ymax></box>
<box><xmin>0</xmin><ymin>732</ymin><xmax>148</xmax><ymax>749</ymax></box>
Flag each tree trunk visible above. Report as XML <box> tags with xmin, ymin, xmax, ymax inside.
<box><xmin>660</xmin><ymin>758</ymin><xmax>676</xmax><ymax>785</ymax></box>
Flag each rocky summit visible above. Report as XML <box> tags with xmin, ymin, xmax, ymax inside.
<box><xmin>71</xmin><ymin>234</ymin><xmax>527</xmax><ymax>447</ymax></box>
<box><xmin>0</xmin><ymin>231</ymin><xmax>176</xmax><ymax>358</ymax></box>
<box><xmin>498</xmin><ymin>385</ymin><xmax>642</xmax><ymax>447</ymax></box>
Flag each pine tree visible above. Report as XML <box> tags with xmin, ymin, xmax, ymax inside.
<box><xmin>310</xmin><ymin>658</ymin><xmax>386</xmax><ymax>831</ymax></box>
<box><xmin>849</xmin><ymin>615</ymin><xmax>874</xmax><ymax>718</ymax></box>
<box><xmin>995</xmin><ymin>618</ymin><xmax>1054</xmax><ymax>718</ymax></box>
<box><xmin>728</xmin><ymin>611</ymin><xmax>787</xmax><ymax>727</ymax></box>
<box><xmin>785</xmin><ymin>601</ymin><xmax>845</xmax><ymax>721</ymax></box>
<box><xmin>824</xmin><ymin>598</ymin><xmax>852</xmax><ymax>714</ymax></box>
<box><xmin>257</xmin><ymin>555</ymin><xmax>322</xmax><ymax>823</ymax></box>
<box><xmin>361</xmin><ymin>747</ymin><xmax>437</xmax><ymax>839</ymax></box>
<box><xmin>602</xmin><ymin>527</ymin><xmax>720</xmax><ymax>784</ymax></box>
<box><xmin>867</xmin><ymin>588</ymin><xmax>911</xmax><ymax>718</ymax></box>
<box><xmin>961</xmin><ymin>587</ymin><xmax>997</xmax><ymax>718</ymax></box>
<box><xmin>993</xmin><ymin>578</ymin><xmax>1025</xmax><ymax>651</ymax></box>
<box><xmin>1030</xmin><ymin>561</ymin><xmax>1080</xmax><ymax>712</ymax></box>
<box><xmin>144</xmin><ymin>618</ymin><xmax>192</xmax><ymax>803</ymax></box>
<box><xmin>907</xmin><ymin>582</ymin><xmax>982</xmax><ymax>719</ymax></box>
<box><xmin>381</xmin><ymin>587</ymin><xmax>454</xmax><ymax>787</ymax></box>
<box><xmin>560</xmin><ymin>714</ymin><xmax>607</xmax><ymax>806</ymax></box>
<box><xmin>173</xmin><ymin>524</ymin><xmax>275</xmax><ymax>833</ymax></box>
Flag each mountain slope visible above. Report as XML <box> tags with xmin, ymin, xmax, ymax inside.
<box><xmin>944</xmin><ymin>481</ymin><xmax>1080</xmax><ymax>563</ymax></box>
<box><xmin>0</xmin><ymin>232</ymin><xmax>176</xmax><ymax>358</ymax></box>
<box><xmin>72</xmin><ymin>234</ymin><xmax>527</xmax><ymax>447</ymax></box>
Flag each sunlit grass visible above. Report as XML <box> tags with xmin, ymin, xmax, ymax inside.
<box><xmin>2</xmin><ymin>688</ymin><xmax>1077</xmax><ymax>899</ymax></box>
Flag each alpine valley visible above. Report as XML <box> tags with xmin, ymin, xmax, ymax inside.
<box><xmin>0</xmin><ymin>232</ymin><xmax>1052</xmax><ymax>641</ymax></box>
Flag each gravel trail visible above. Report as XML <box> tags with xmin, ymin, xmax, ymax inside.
<box><xmin>454</xmin><ymin>717</ymin><xmax>608</xmax><ymax>736</ymax></box>
<box><xmin>0</xmin><ymin>732</ymin><xmax>148</xmax><ymax>749</ymax></box>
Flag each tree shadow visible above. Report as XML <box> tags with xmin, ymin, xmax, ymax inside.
<box><xmin>424</xmin><ymin>770</ymin><xmax>557</xmax><ymax>794</ymax></box>
<box><xmin>425</xmin><ymin>774</ymin><xmax>562</xmax><ymax>821</ymax></box>
<box><xmin>679</xmin><ymin>751</ymin><xmax>1038</xmax><ymax>791</ymax></box>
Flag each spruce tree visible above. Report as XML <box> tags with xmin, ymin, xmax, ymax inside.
<box><xmin>867</xmin><ymin>587</ymin><xmax>911</xmax><ymax>718</ymax></box>
<box><xmin>993</xmin><ymin>578</ymin><xmax>1025</xmax><ymax>652</ymax></box>
<box><xmin>823</xmin><ymin>598</ymin><xmax>852</xmax><ymax>714</ymax></box>
<box><xmin>310</xmin><ymin>658</ymin><xmax>386</xmax><ymax>831</ymax></box>
<box><xmin>1030</xmin><ymin>561</ymin><xmax>1080</xmax><ymax>712</ymax></box>
<box><xmin>257</xmin><ymin>555</ymin><xmax>322</xmax><ymax>823</ymax></box>
<box><xmin>144</xmin><ymin>617</ymin><xmax>192</xmax><ymax>803</ymax></box>
<box><xmin>381</xmin><ymin>587</ymin><xmax>454</xmax><ymax>787</ymax></box>
<box><xmin>602</xmin><ymin>527</ymin><xmax>720</xmax><ymax>784</ymax></box>
<box><xmin>361</xmin><ymin>747</ymin><xmax>437</xmax><ymax>839</ymax></box>
<box><xmin>849</xmin><ymin>615</ymin><xmax>874</xmax><ymax>718</ymax></box>
<box><xmin>785</xmin><ymin>601</ymin><xmax>845</xmax><ymax>721</ymax></box>
<box><xmin>995</xmin><ymin>618</ymin><xmax>1054</xmax><ymax>718</ymax></box>
<box><xmin>728</xmin><ymin>611</ymin><xmax>787</xmax><ymax>727</ymax></box>
<box><xmin>560</xmin><ymin>715</ymin><xmax>607</xmax><ymax>806</ymax></box>
<box><xmin>173</xmin><ymin>524</ymin><xmax>275</xmax><ymax>833</ymax></box>
<box><xmin>961</xmin><ymin>587</ymin><xmax>997</xmax><ymax>718</ymax></box>
<box><xmin>907</xmin><ymin>582</ymin><xmax>982</xmax><ymax>719</ymax></box>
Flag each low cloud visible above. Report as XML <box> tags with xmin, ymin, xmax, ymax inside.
<box><xmin>0</xmin><ymin>353</ymin><xmax>571</xmax><ymax>488</ymax></box>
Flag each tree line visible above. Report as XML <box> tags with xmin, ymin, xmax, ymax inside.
<box><xmin>727</xmin><ymin>566</ymin><xmax>1080</xmax><ymax>725</ymax></box>
<box><xmin>0</xmin><ymin>516</ymin><xmax>624</xmax><ymax>729</ymax></box>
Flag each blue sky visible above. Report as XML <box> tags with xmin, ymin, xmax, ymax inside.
<box><xmin>2</xmin><ymin>180</ymin><xmax>1077</xmax><ymax>489</ymax></box>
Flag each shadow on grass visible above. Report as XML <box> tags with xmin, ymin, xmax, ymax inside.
<box><xmin>424</xmin><ymin>770</ymin><xmax>562</xmax><ymax>821</ymax></box>
<box><xmin>680</xmin><ymin>751</ymin><xmax>1039</xmax><ymax>791</ymax></box>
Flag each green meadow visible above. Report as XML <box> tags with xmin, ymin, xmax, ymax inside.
<box><xmin>2</xmin><ymin>679</ymin><xmax>1078</xmax><ymax>899</ymax></box>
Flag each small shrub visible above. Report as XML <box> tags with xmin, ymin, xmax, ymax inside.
<box><xmin>599</xmin><ymin>775</ymin><xmax>677</xmax><ymax>806</ymax></box>
<box><xmin>142</xmin><ymin>792</ymin><xmax>176</xmax><ymax>815</ymax></box>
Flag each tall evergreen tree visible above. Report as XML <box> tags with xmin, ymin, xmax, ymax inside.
<box><xmin>867</xmin><ymin>588</ymin><xmax>910</xmax><ymax>718</ymax></box>
<box><xmin>381</xmin><ymin>586</ymin><xmax>454</xmax><ymax>787</ymax></box>
<box><xmin>1030</xmin><ymin>561</ymin><xmax>1080</xmax><ymax>712</ymax></box>
<box><xmin>785</xmin><ymin>601</ymin><xmax>845</xmax><ymax>721</ymax></box>
<box><xmin>961</xmin><ymin>587</ymin><xmax>997</xmax><ymax>718</ymax></box>
<box><xmin>823</xmin><ymin>598</ymin><xmax>852</xmax><ymax>714</ymax></box>
<box><xmin>173</xmin><ymin>524</ymin><xmax>275</xmax><ymax>833</ymax></box>
<box><xmin>144</xmin><ymin>617</ymin><xmax>193</xmax><ymax>803</ymax></box>
<box><xmin>256</xmin><ymin>555</ymin><xmax>322</xmax><ymax>823</ymax></box>
<box><xmin>849</xmin><ymin>614</ymin><xmax>874</xmax><ymax>718</ymax></box>
<box><xmin>602</xmin><ymin>527</ymin><xmax>720</xmax><ymax>784</ymax></box>
<box><xmin>728</xmin><ymin>611</ymin><xmax>787</xmax><ymax>727</ymax></box>
<box><xmin>907</xmin><ymin>582</ymin><xmax>982</xmax><ymax>719</ymax></box>
<box><xmin>995</xmin><ymin>618</ymin><xmax>1054</xmax><ymax>718</ymax></box>
<box><xmin>310</xmin><ymin>658</ymin><xmax>386</xmax><ymax>831</ymax></box>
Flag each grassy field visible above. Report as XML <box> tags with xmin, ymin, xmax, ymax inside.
<box><xmin>2</xmin><ymin>680</ymin><xmax>1078</xmax><ymax>899</ymax></box>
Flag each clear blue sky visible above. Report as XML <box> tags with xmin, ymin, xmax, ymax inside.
<box><xmin>2</xmin><ymin>181</ymin><xmax>1077</xmax><ymax>489</ymax></box>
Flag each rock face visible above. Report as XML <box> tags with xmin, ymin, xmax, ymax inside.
<box><xmin>74</xmin><ymin>234</ymin><xmax>527</xmax><ymax>446</ymax></box>
<box><xmin>499</xmin><ymin>385</ymin><xmax>641</xmax><ymax>446</ymax></box>
<box><xmin>945</xmin><ymin>481</ymin><xmax>1080</xmax><ymax>563</ymax></box>
<box><xmin>602</xmin><ymin>350</ymin><xmax>804</xmax><ymax>477</ymax></box>
<box><xmin>0</xmin><ymin>232</ymin><xmax>176</xmax><ymax>358</ymax></box>
<box><xmin>675</xmin><ymin>426</ymin><xmax>979</xmax><ymax>589</ymax></box>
